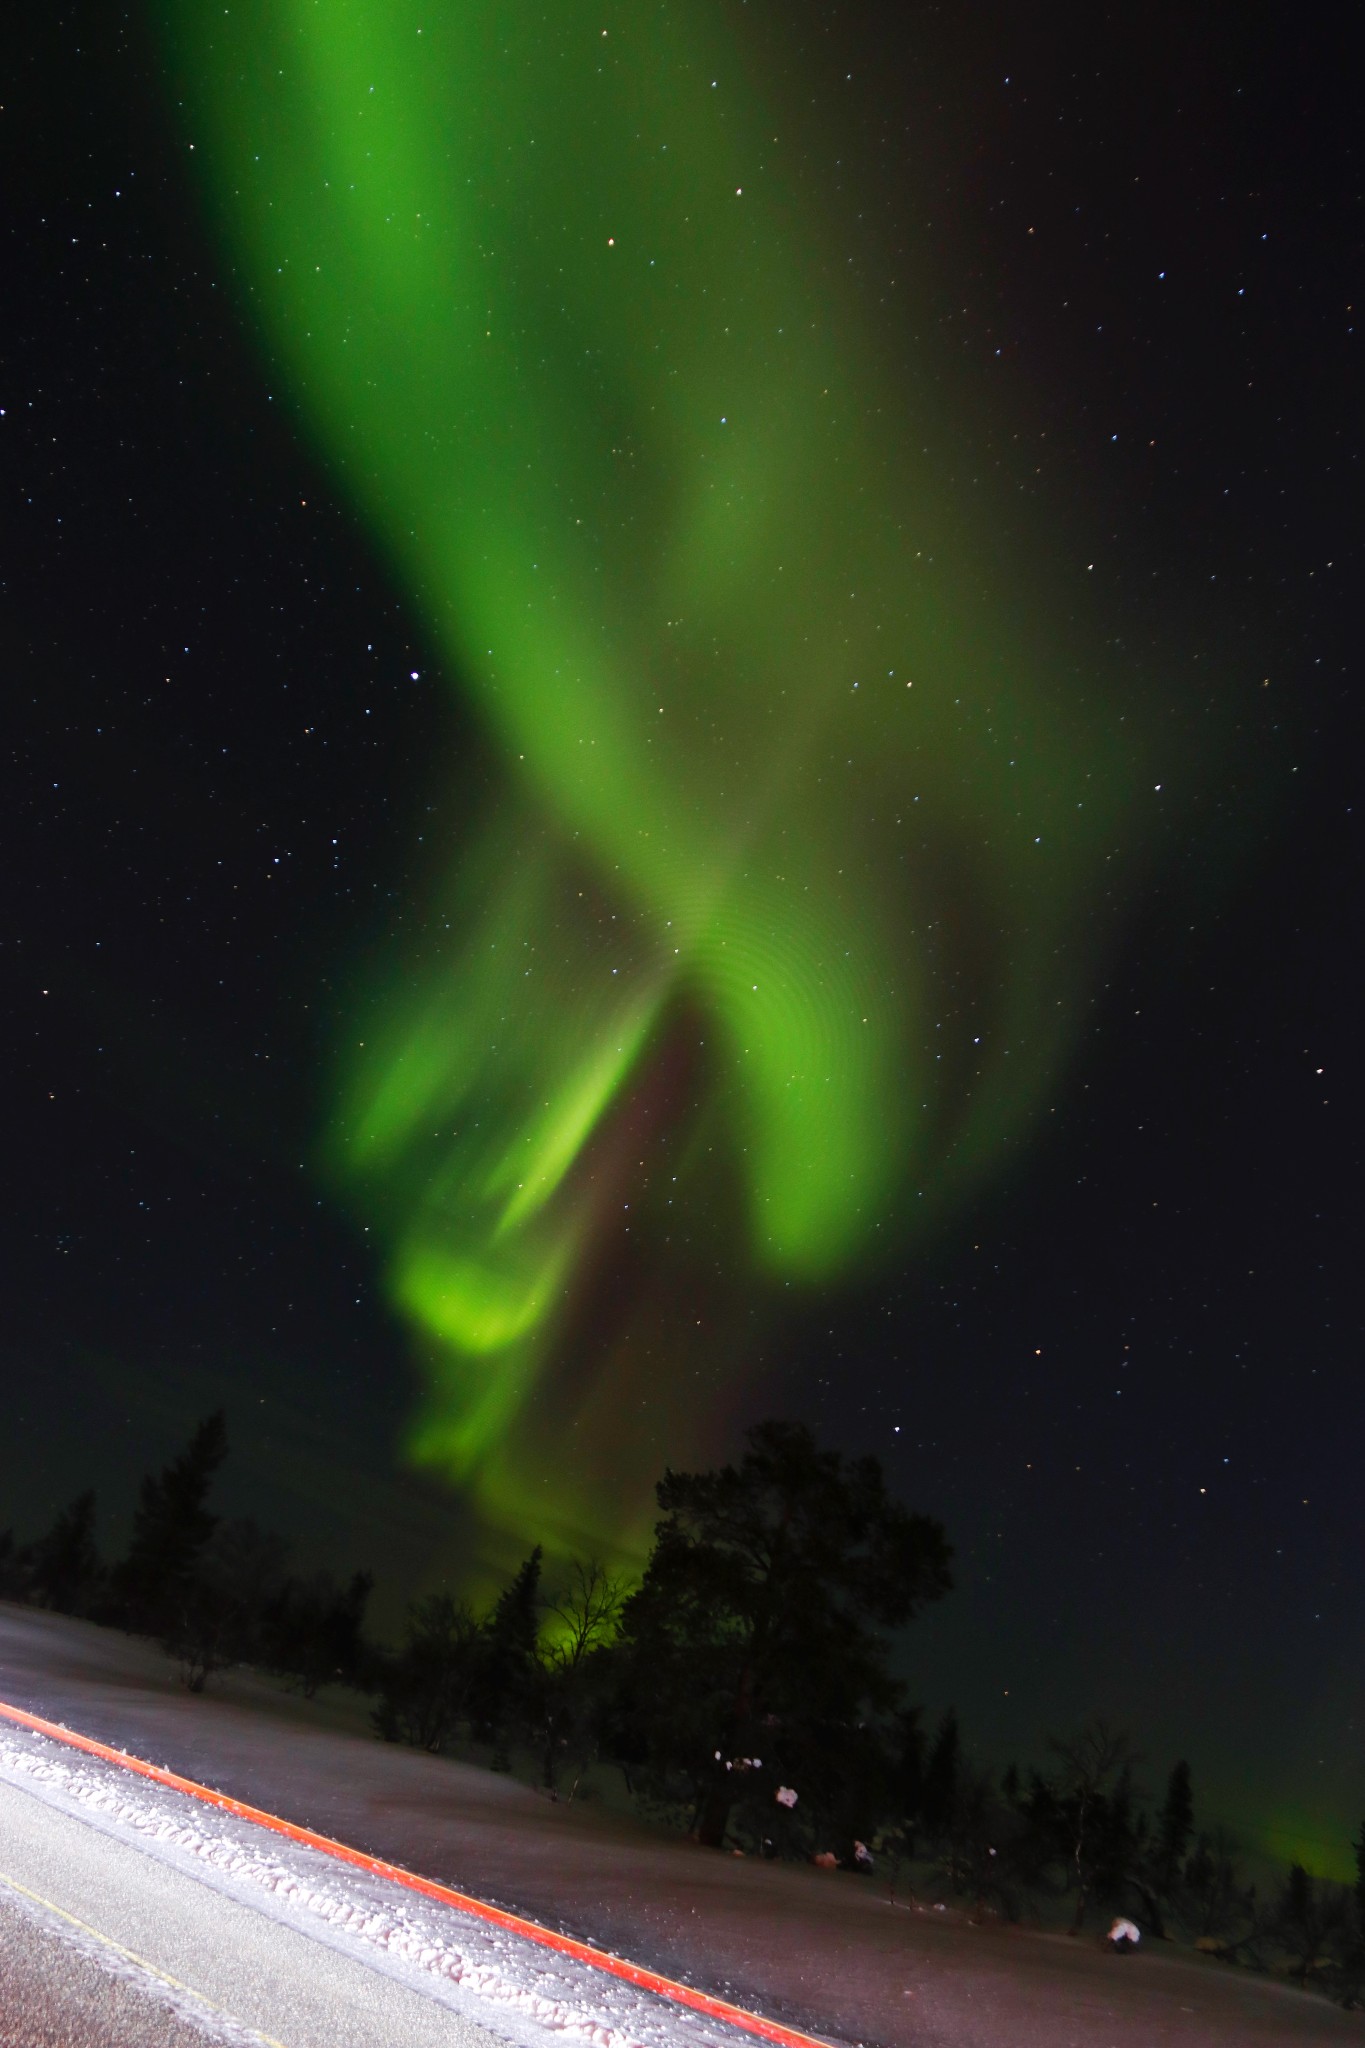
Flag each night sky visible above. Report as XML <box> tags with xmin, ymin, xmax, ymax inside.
<box><xmin>5</xmin><ymin>5</ymin><xmax>1360</xmax><ymax>1879</ymax></box>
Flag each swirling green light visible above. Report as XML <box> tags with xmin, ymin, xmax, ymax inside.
<box><xmin>162</xmin><ymin>0</ymin><xmax>1149</xmax><ymax>1561</ymax></box>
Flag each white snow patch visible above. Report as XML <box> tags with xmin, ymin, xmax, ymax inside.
<box><xmin>0</xmin><ymin>1727</ymin><xmax>738</xmax><ymax>2048</ymax></box>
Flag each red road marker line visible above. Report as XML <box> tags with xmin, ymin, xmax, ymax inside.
<box><xmin>0</xmin><ymin>1697</ymin><xmax>834</xmax><ymax>2048</ymax></box>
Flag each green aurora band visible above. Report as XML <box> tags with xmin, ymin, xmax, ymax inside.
<box><xmin>162</xmin><ymin>0</ymin><xmax>1155</xmax><ymax>1562</ymax></box>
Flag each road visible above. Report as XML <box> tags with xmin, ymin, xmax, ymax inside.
<box><xmin>2</xmin><ymin>1610</ymin><xmax>1359</xmax><ymax>2048</ymax></box>
<box><xmin>0</xmin><ymin>1775</ymin><xmax>511</xmax><ymax>2048</ymax></box>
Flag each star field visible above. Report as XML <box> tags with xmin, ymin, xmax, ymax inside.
<box><xmin>2</xmin><ymin>0</ymin><xmax>1361</xmax><ymax>1879</ymax></box>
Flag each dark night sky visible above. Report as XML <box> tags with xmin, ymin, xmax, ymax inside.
<box><xmin>4</xmin><ymin>6</ymin><xmax>1361</xmax><ymax>1875</ymax></box>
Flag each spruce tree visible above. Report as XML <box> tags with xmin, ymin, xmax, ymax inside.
<box><xmin>1156</xmin><ymin>1760</ymin><xmax>1194</xmax><ymax>1890</ymax></box>
<box><xmin>0</xmin><ymin>1527</ymin><xmax>31</xmax><ymax>1601</ymax></box>
<box><xmin>479</xmin><ymin>1546</ymin><xmax>543</xmax><ymax>1760</ymax></box>
<box><xmin>921</xmin><ymin>1708</ymin><xmax>961</xmax><ymax>1839</ymax></box>
<box><xmin>29</xmin><ymin>1490</ymin><xmax>100</xmax><ymax>1615</ymax></box>
<box><xmin>114</xmin><ymin>1412</ymin><xmax>228</xmax><ymax>1632</ymax></box>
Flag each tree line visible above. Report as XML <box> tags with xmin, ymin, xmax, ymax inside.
<box><xmin>0</xmin><ymin>1413</ymin><xmax>371</xmax><ymax>1700</ymax></box>
<box><xmin>2</xmin><ymin>1413</ymin><xmax>1362</xmax><ymax>2004</ymax></box>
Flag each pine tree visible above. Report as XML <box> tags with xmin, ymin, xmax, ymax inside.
<box><xmin>114</xmin><ymin>1412</ymin><xmax>228</xmax><ymax>1632</ymax></box>
<box><xmin>619</xmin><ymin>1421</ymin><xmax>952</xmax><ymax>1848</ymax></box>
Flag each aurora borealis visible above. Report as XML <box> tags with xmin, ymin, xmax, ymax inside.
<box><xmin>159</xmin><ymin>0</ymin><xmax>1153</xmax><ymax>1557</ymax></box>
<box><xmin>6</xmin><ymin>0</ymin><xmax>1362</xmax><ymax>1880</ymax></box>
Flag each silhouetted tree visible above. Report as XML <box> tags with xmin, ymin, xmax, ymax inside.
<box><xmin>373</xmin><ymin>1591</ymin><xmax>483</xmax><ymax>1751</ymax></box>
<box><xmin>1095</xmin><ymin>1762</ymin><xmax>1141</xmax><ymax>1905</ymax></box>
<box><xmin>113</xmin><ymin>1412</ymin><xmax>228</xmax><ymax>1633</ymax></box>
<box><xmin>1330</xmin><ymin>1832</ymin><xmax>1365</xmax><ymax>2010</ymax></box>
<box><xmin>617</xmin><ymin>1419</ymin><xmax>952</xmax><ymax>1847</ymax></box>
<box><xmin>28</xmin><ymin>1491</ymin><xmax>101</xmax><ymax>1616</ymax></box>
<box><xmin>751</xmin><ymin>1708</ymin><xmax>896</xmax><ymax>1868</ymax></box>
<box><xmin>932</xmin><ymin>1758</ymin><xmax>1023</xmax><ymax>1916</ymax></box>
<box><xmin>264</xmin><ymin>1569</ymin><xmax>374</xmax><ymax>1697</ymax></box>
<box><xmin>1162</xmin><ymin>1769</ymin><xmax>1186</xmax><ymax>1892</ymax></box>
<box><xmin>161</xmin><ymin>1517</ymin><xmax>290</xmax><ymax>1692</ymax></box>
<box><xmin>478</xmin><ymin>1547</ymin><xmax>544</xmax><ymax>1762</ymax></box>
<box><xmin>879</xmin><ymin>1706</ymin><xmax>927</xmax><ymax>1865</ymax></box>
<box><xmin>1040</xmin><ymin>1719</ymin><xmax>1137</xmax><ymax>1932</ymax></box>
<box><xmin>1275</xmin><ymin>1862</ymin><xmax>1344</xmax><ymax>1985</ymax></box>
<box><xmin>1129</xmin><ymin>1759</ymin><xmax>1194</xmax><ymax>1937</ymax></box>
<box><xmin>535</xmin><ymin>1559</ymin><xmax>627</xmax><ymax>1792</ymax></box>
<box><xmin>1157</xmin><ymin>1760</ymin><xmax>1194</xmax><ymax>1878</ymax></box>
<box><xmin>1181</xmin><ymin>1828</ymin><xmax>1261</xmax><ymax>1957</ymax></box>
<box><xmin>921</xmin><ymin>1708</ymin><xmax>961</xmax><ymax>1840</ymax></box>
<box><xmin>0</xmin><ymin>1527</ymin><xmax>31</xmax><ymax>1602</ymax></box>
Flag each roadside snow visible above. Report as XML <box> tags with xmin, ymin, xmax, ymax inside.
<box><xmin>0</xmin><ymin>1722</ymin><xmax>724</xmax><ymax>2048</ymax></box>
<box><xmin>2</xmin><ymin>1611</ymin><xmax>1360</xmax><ymax>2048</ymax></box>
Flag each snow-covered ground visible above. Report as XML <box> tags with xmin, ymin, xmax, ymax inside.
<box><xmin>1</xmin><ymin>1605</ymin><xmax>1358</xmax><ymax>2048</ymax></box>
<box><xmin>0</xmin><ymin>1716</ymin><xmax>760</xmax><ymax>2048</ymax></box>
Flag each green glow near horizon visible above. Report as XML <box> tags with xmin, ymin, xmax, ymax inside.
<box><xmin>163</xmin><ymin>0</ymin><xmax>1150</xmax><ymax>1562</ymax></box>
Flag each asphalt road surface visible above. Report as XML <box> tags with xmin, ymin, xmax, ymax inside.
<box><xmin>0</xmin><ymin>1776</ymin><xmax>512</xmax><ymax>2048</ymax></box>
<box><xmin>0</xmin><ymin>1882</ymin><xmax>258</xmax><ymax>2048</ymax></box>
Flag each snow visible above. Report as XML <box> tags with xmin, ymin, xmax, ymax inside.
<box><xmin>0</xmin><ymin>1720</ymin><xmax>721</xmax><ymax>2048</ymax></box>
<box><xmin>1</xmin><ymin>1605</ymin><xmax>1359</xmax><ymax>2048</ymax></box>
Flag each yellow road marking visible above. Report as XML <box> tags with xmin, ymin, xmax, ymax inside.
<box><xmin>0</xmin><ymin>1864</ymin><xmax>290</xmax><ymax>2048</ymax></box>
